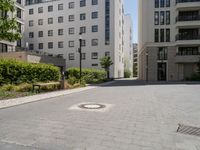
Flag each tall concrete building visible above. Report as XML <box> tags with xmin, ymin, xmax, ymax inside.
<box><xmin>0</xmin><ymin>0</ymin><xmax>25</xmax><ymax>52</ymax></box>
<box><xmin>24</xmin><ymin>0</ymin><xmax>129</xmax><ymax>78</ymax></box>
<box><xmin>123</xmin><ymin>15</ymin><xmax>133</xmax><ymax>75</ymax></box>
<box><xmin>139</xmin><ymin>0</ymin><xmax>200</xmax><ymax>81</ymax></box>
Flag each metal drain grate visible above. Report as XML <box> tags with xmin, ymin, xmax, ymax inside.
<box><xmin>177</xmin><ymin>124</ymin><xmax>200</xmax><ymax>137</ymax></box>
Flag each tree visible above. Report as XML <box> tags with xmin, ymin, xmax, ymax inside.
<box><xmin>100</xmin><ymin>56</ymin><xmax>113</xmax><ymax>79</ymax></box>
<box><xmin>0</xmin><ymin>0</ymin><xmax>22</xmax><ymax>42</ymax></box>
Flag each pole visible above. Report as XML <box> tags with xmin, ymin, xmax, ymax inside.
<box><xmin>146</xmin><ymin>51</ymin><xmax>148</xmax><ymax>82</ymax></box>
<box><xmin>79</xmin><ymin>38</ymin><xmax>82</xmax><ymax>84</ymax></box>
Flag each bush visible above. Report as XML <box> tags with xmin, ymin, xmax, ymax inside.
<box><xmin>0</xmin><ymin>84</ymin><xmax>17</xmax><ymax>92</ymax></box>
<box><xmin>66</xmin><ymin>68</ymin><xmax>106</xmax><ymax>84</ymax></box>
<box><xmin>124</xmin><ymin>69</ymin><xmax>131</xmax><ymax>78</ymax></box>
<box><xmin>15</xmin><ymin>83</ymin><xmax>32</xmax><ymax>92</ymax></box>
<box><xmin>186</xmin><ymin>73</ymin><xmax>200</xmax><ymax>81</ymax></box>
<box><xmin>0</xmin><ymin>59</ymin><xmax>61</xmax><ymax>85</ymax></box>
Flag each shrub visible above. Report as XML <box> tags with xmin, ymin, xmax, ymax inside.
<box><xmin>66</xmin><ymin>68</ymin><xmax>106</xmax><ymax>84</ymax></box>
<box><xmin>15</xmin><ymin>83</ymin><xmax>32</xmax><ymax>92</ymax></box>
<box><xmin>124</xmin><ymin>69</ymin><xmax>131</xmax><ymax>78</ymax></box>
<box><xmin>0</xmin><ymin>59</ymin><xmax>61</xmax><ymax>85</ymax></box>
<box><xmin>0</xmin><ymin>84</ymin><xmax>17</xmax><ymax>92</ymax></box>
<box><xmin>187</xmin><ymin>73</ymin><xmax>200</xmax><ymax>81</ymax></box>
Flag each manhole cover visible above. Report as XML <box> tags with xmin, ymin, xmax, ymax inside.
<box><xmin>177</xmin><ymin>124</ymin><xmax>200</xmax><ymax>137</ymax></box>
<box><xmin>78</xmin><ymin>104</ymin><xmax>106</xmax><ymax>109</ymax></box>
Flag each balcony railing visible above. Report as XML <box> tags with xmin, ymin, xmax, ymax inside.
<box><xmin>176</xmin><ymin>15</ymin><xmax>200</xmax><ymax>22</ymax></box>
<box><xmin>176</xmin><ymin>0</ymin><xmax>200</xmax><ymax>3</ymax></box>
<box><xmin>176</xmin><ymin>52</ymin><xmax>200</xmax><ymax>55</ymax></box>
<box><xmin>176</xmin><ymin>34</ymin><xmax>200</xmax><ymax>40</ymax></box>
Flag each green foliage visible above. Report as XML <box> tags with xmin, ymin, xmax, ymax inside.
<box><xmin>100</xmin><ymin>56</ymin><xmax>113</xmax><ymax>79</ymax></box>
<box><xmin>124</xmin><ymin>69</ymin><xmax>131</xmax><ymax>78</ymax></box>
<box><xmin>66</xmin><ymin>68</ymin><xmax>106</xmax><ymax>84</ymax></box>
<box><xmin>0</xmin><ymin>59</ymin><xmax>61</xmax><ymax>85</ymax></box>
<box><xmin>133</xmin><ymin>64</ymin><xmax>138</xmax><ymax>77</ymax></box>
<box><xmin>0</xmin><ymin>0</ymin><xmax>22</xmax><ymax>42</ymax></box>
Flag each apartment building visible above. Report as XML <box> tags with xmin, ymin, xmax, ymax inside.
<box><xmin>24</xmin><ymin>0</ymin><xmax>127</xmax><ymax>78</ymax></box>
<box><xmin>123</xmin><ymin>15</ymin><xmax>133</xmax><ymax>75</ymax></box>
<box><xmin>0</xmin><ymin>0</ymin><xmax>25</xmax><ymax>52</ymax></box>
<box><xmin>139</xmin><ymin>0</ymin><xmax>200</xmax><ymax>81</ymax></box>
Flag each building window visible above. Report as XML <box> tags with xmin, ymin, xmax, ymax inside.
<box><xmin>69</xmin><ymin>53</ymin><xmax>75</xmax><ymax>60</ymax></box>
<box><xmin>0</xmin><ymin>43</ymin><xmax>8</xmax><ymax>53</ymax></box>
<box><xmin>92</xmin><ymin>0</ymin><xmax>98</xmax><ymax>5</ymax></box>
<box><xmin>92</xmin><ymin>25</ymin><xmax>98</xmax><ymax>32</ymax></box>
<box><xmin>166</xmin><ymin>28</ymin><xmax>170</xmax><ymax>42</ymax></box>
<box><xmin>38</xmin><ymin>43</ymin><xmax>43</xmax><ymax>49</ymax></box>
<box><xmin>92</xmin><ymin>12</ymin><xmax>98</xmax><ymax>19</ymax></box>
<box><xmin>48</xmin><ymin>30</ymin><xmax>53</xmax><ymax>36</ymax></box>
<box><xmin>48</xmin><ymin>18</ymin><xmax>53</xmax><ymax>24</ymax></box>
<box><xmin>160</xmin><ymin>11</ymin><xmax>165</xmax><ymax>25</ymax></box>
<box><xmin>160</xmin><ymin>0</ymin><xmax>164</xmax><ymax>7</ymax></box>
<box><xmin>158</xmin><ymin>47</ymin><xmax>167</xmax><ymax>60</ymax></box>
<box><xmin>29</xmin><ymin>20</ymin><xmax>34</xmax><ymax>26</ymax></box>
<box><xmin>69</xmin><ymin>2</ymin><xmax>74</xmax><ymax>9</ymax></box>
<box><xmin>48</xmin><ymin>42</ymin><xmax>53</xmax><ymax>49</ymax></box>
<box><xmin>166</xmin><ymin>0</ymin><xmax>170</xmax><ymax>7</ymax></box>
<box><xmin>80</xmin><ymin>13</ymin><xmax>86</xmax><ymax>20</ymax></box>
<box><xmin>81</xmin><ymin>53</ymin><xmax>86</xmax><ymax>60</ymax></box>
<box><xmin>48</xmin><ymin>5</ymin><xmax>53</xmax><ymax>12</ymax></box>
<box><xmin>166</xmin><ymin>11</ymin><xmax>170</xmax><ymax>25</ymax></box>
<box><xmin>38</xmin><ymin>7</ymin><xmax>43</xmax><ymax>13</ymax></box>
<box><xmin>91</xmin><ymin>52</ymin><xmax>98</xmax><ymax>59</ymax></box>
<box><xmin>105</xmin><ymin>0</ymin><xmax>110</xmax><ymax>45</ymax></box>
<box><xmin>68</xmin><ymin>41</ymin><xmax>74</xmax><ymax>47</ymax></box>
<box><xmin>69</xmin><ymin>15</ymin><xmax>74</xmax><ymax>21</ymax></box>
<box><xmin>178</xmin><ymin>47</ymin><xmax>199</xmax><ymax>56</ymax></box>
<box><xmin>68</xmin><ymin>28</ymin><xmax>75</xmax><ymax>34</ymax></box>
<box><xmin>92</xmin><ymin>64</ymin><xmax>98</xmax><ymax>67</ymax></box>
<box><xmin>154</xmin><ymin>11</ymin><xmax>159</xmax><ymax>25</ymax></box>
<box><xmin>58</xmin><ymin>4</ymin><xmax>63</xmax><ymax>10</ymax></box>
<box><xmin>155</xmin><ymin>29</ymin><xmax>159</xmax><ymax>42</ymax></box>
<box><xmin>58</xmin><ymin>16</ymin><xmax>63</xmax><ymax>23</ymax></box>
<box><xmin>29</xmin><ymin>44</ymin><xmax>34</xmax><ymax>50</ymax></box>
<box><xmin>105</xmin><ymin>51</ymin><xmax>110</xmax><ymax>56</ymax></box>
<box><xmin>155</xmin><ymin>0</ymin><xmax>159</xmax><ymax>8</ymax></box>
<box><xmin>29</xmin><ymin>32</ymin><xmax>34</xmax><ymax>38</ymax></box>
<box><xmin>80</xmin><ymin>0</ymin><xmax>86</xmax><ymax>7</ymax></box>
<box><xmin>81</xmin><ymin>39</ymin><xmax>86</xmax><ymax>47</ymax></box>
<box><xmin>58</xmin><ymin>29</ymin><xmax>63</xmax><ymax>35</ymax></box>
<box><xmin>92</xmin><ymin>39</ymin><xmax>98</xmax><ymax>46</ymax></box>
<box><xmin>29</xmin><ymin>9</ymin><xmax>34</xmax><ymax>15</ymax></box>
<box><xmin>58</xmin><ymin>41</ymin><xmax>64</xmax><ymax>48</ymax></box>
<box><xmin>160</xmin><ymin>29</ymin><xmax>164</xmax><ymax>42</ymax></box>
<box><xmin>38</xmin><ymin>31</ymin><xmax>43</xmax><ymax>37</ymax></box>
<box><xmin>38</xmin><ymin>19</ymin><xmax>43</xmax><ymax>25</ymax></box>
<box><xmin>80</xmin><ymin>26</ymin><xmax>86</xmax><ymax>34</ymax></box>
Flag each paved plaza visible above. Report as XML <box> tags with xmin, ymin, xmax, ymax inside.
<box><xmin>0</xmin><ymin>79</ymin><xmax>200</xmax><ymax>150</ymax></box>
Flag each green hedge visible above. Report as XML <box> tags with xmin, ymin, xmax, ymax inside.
<box><xmin>0</xmin><ymin>59</ymin><xmax>61</xmax><ymax>85</ymax></box>
<box><xmin>66</xmin><ymin>68</ymin><xmax>106</xmax><ymax>84</ymax></box>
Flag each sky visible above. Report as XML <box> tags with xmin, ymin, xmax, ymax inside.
<box><xmin>124</xmin><ymin>0</ymin><xmax>138</xmax><ymax>43</ymax></box>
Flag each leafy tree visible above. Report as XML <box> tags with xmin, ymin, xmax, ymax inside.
<box><xmin>100</xmin><ymin>56</ymin><xmax>113</xmax><ymax>79</ymax></box>
<box><xmin>0</xmin><ymin>0</ymin><xmax>22</xmax><ymax>42</ymax></box>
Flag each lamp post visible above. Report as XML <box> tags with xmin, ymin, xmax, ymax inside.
<box><xmin>146</xmin><ymin>50</ymin><xmax>149</xmax><ymax>82</ymax></box>
<box><xmin>78</xmin><ymin>33</ymin><xmax>82</xmax><ymax>83</ymax></box>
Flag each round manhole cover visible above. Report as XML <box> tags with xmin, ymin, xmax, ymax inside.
<box><xmin>78</xmin><ymin>104</ymin><xmax>106</xmax><ymax>109</ymax></box>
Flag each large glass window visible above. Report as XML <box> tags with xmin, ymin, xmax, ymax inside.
<box><xmin>154</xmin><ymin>11</ymin><xmax>159</xmax><ymax>25</ymax></box>
<box><xmin>160</xmin><ymin>29</ymin><xmax>164</xmax><ymax>42</ymax></box>
<box><xmin>155</xmin><ymin>0</ymin><xmax>159</xmax><ymax>8</ymax></box>
<box><xmin>155</xmin><ymin>29</ymin><xmax>159</xmax><ymax>42</ymax></box>
<box><xmin>105</xmin><ymin>0</ymin><xmax>110</xmax><ymax>45</ymax></box>
<box><xmin>166</xmin><ymin>11</ymin><xmax>170</xmax><ymax>25</ymax></box>
<box><xmin>166</xmin><ymin>29</ymin><xmax>170</xmax><ymax>42</ymax></box>
<box><xmin>160</xmin><ymin>0</ymin><xmax>164</xmax><ymax>7</ymax></box>
<box><xmin>158</xmin><ymin>47</ymin><xmax>167</xmax><ymax>60</ymax></box>
<box><xmin>160</xmin><ymin>11</ymin><xmax>165</xmax><ymax>25</ymax></box>
<box><xmin>166</xmin><ymin>0</ymin><xmax>170</xmax><ymax>7</ymax></box>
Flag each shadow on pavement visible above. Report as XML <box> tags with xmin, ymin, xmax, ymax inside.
<box><xmin>100</xmin><ymin>79</ymin><xmax>200</xmax><ymax>87</ymax></box>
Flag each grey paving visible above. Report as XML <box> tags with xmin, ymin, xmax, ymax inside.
<box><xmin>0</xmin><ymin>79</ymin><xmax>200</xmax><ymax>150</ymax></box>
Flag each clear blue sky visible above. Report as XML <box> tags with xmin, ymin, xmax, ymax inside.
<box><xmin>124</xmin><ymin>0</ymin><xmax>138</xmax><ymax>43</ymax></box>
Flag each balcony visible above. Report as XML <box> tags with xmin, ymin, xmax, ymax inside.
<box><xmin>175</xmin><ymin>53</ymin><xmax>200</xmax><ymax>63</ymax></box>
<box><xmin>176</xmin><ymin>15</ymin><xmax>200</xmax><ymax>27</ymax></box>
<box><xmin>176</xmin><ymin>33</ymin><xmax>200</xmax><ymax>40</ymax></box>
<box><xmin>176</xmin><ymin>0</ymin><xmax>200</xmax><ymax>9</ymax></box>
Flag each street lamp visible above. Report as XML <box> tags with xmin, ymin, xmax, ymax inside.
<box><xmin>78</xmin><ymin>32</ymin><xmax>82</xmax><ymax>83</ymax></box>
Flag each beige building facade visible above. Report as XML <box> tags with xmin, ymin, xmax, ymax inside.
<box><xmin>138</xmin><ymin>0</ymin><xmax>200</xmax><ymax>81</ymax></box>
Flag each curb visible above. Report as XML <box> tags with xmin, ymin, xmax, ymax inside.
<box><xmin>0</xmin><ymin>80</ymin><xmax>116</xmax><ymax>109</ymax></box>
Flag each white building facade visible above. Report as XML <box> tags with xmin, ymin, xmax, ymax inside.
<box><xmin>139</xmin><ymin>0</ymin><xmax>200</xmax><ymax>81</ymax></box>
<box><xmin>24</xmin><ymin>0</ymin><xmax>127</xmax><ymax>78</ymax></box>
<box><xmin>123</xmin><ymin>15</ymin><xmax>133</xmax><ymax>75</ymax></box>
<box><xmin>0</xmin><ymin>0</ymin><xmax>25</xmax><ymax>52</ymax></box>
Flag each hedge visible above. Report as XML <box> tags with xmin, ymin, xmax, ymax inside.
<box><xmin>66</xmin><ymin>68</ymin><xmax>106</xmax><ymax>84</ymax></box>
<box><xmin>0</xmin><ymin>59</ymin><xmax>61</xmax><ymax>85</ymax></box>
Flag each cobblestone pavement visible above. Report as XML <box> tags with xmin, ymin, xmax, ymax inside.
<box><xmin>0</xmin><ymin>79</ymin><xmax>200</xmax><ymax>150</ymax></box>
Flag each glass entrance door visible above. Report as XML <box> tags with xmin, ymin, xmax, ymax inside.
<box><xmin>157</xmin><ymin>63</ymin><xmax>167</xmax><ymax>81</ymax></box>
